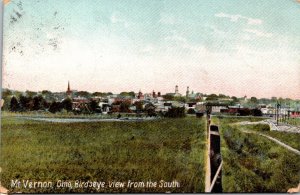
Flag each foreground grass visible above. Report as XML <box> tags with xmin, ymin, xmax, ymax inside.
<box><xmin>215</xmin><ymin>117</ymin><xmax>300</xmax><ymax>193</ymax></box>
<box><xmin>1</xmin><ymin>116</ymin><xmax>206</xmax><ymax>193</ymax></box>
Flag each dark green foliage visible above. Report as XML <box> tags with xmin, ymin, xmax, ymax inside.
<box><xmin>61</xmin><ymin>98</ymin><xmax>73</xmax><ymax>112</ymax></box>
<box><xmin>134</xmin><ymin>101</ymin><xmax>143</xmax><ymax>113</ymax></box>
<box><xmin>48</xmin><ymin>101</ymin><xmax>62</xmax><ymax>113</ymax></box>
<box><xmin>120</xmin><ymin>91</ymin><xmax>135</xmax><ymax>98</ymax></box>
<box><xmin>89</xmin><ymin>100</ymin><xmax>100</xmax><ymax>113</ymax></box>
<box><xmin>251</xmin><ymin>109</ymin><xmax>263</xmax><ymax>116</ymax></box>
<box><xmin>162</xmin><ymin>94</ymin><xmax>174</xmax><ymax>101</ymax></box>
<box><xmin>76</xmin><ymin>91</ymin><xmax>91</xmax><ymax>98</ymax></box>
<box><xmin>238</xmin><ymin>108</ymin><xmax>251</xmax><ymax>116</ymax></box>
<box><xmin>33</xmin><ymin>95</ymin><xmax>46</xmax><ymax>110</ymax></box>
<box><xmin>9</xmin><ymin>96</ymin><xmax>19</xmax><ymax>111</ymax></box>
<box><xmin>187</xmin><ymin>108</ymin><xmax>196</xmax><ymax>114</ymax></box>
<box><xmin>144</xmin><ymin>103</ymin><xmax>156</xmax><ymax>116</ymax></box>
<box><xmin>206</xmin><ymin>94</ymin><xmax>218</xmax><ymax>101</ymax></box>
<box><xmin>19</xmin><ymin>95</ymin><xmax>33</xmax><ymax>111</ymax></box>
<box><xmin>92</xmin><ymin>92</ymin><xmax>113</xmax><ymax>97</ymax></box>
<box><xmin>165</xmin><ymin>107</ymin><xmax>186</xmax><ymax>118</ymax></box>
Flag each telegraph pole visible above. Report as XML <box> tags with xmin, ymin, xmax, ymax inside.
<box><xmin>276</xmin><ymin>102</ymin><xmax>281</xmax><ymax>126</ymax></box>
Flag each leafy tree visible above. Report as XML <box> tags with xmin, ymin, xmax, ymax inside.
<box><xmin>206</xmin><ymin>94</ymin><xmax>218</xmax><ymax>101</ymax></box>
<box><xmin>163</xmin><ymin>94</ymin><xmax>174</xmax><ymax>101</ymax></box>
<box><xmin>25</xmin><ymin>90</ymin><xmax>37</xmax><ymax>97</ymax></box>
<box><xmin>10</xmin><ymin>96</ymin><xmax>19</xmax><ymax>111</ymax></box>
<box><xmin>134</xmin><ymin>101</ymin><xmax>144</xmax><ymax>112</ymax></box>
<box><xmin>19</xmin><ymin>95</ymin><xmax>33</xmax><ymax>111</ymax></box>
<box><xmin>165</xmin><ymin>107</ymin><xmax>186</xmax><ymax>118</ymax></box>
<box><xmin>49</xmin><ymin>101</ymin><xmax>62</xmax><ymax>113</ymax></box>
<box><xmin>76</xmin><ymin>91</ymin><xmax>91</xmax><ymax>98</ymax></box>
<box><xmin>33</xmin><ymin>95</ymin><xmax>45</xmax><ymax>110</ymax></box>
<box><xmin>250</xmin><ymin>97</ymin><xmax>258</xmax><ymax>104</ymax></box>
<box><xmin>61</xmin><ymin>98</ymin><xmax>73</xmax><ymax>112</ymax></box>
<box><xmin>1</xmin><ymin>89</ymin><xmax>12</xmax><ymax>110</ymax></box>
<box><xmin>187</xmin><ymin>108</ymin><xmax>196</xmax><ymax>114</ymax></box>
<box><xmin>41</xmin><ymin>90</ymin><xmax>52</xmax><ymax>95</ymax></box>
<box><xmin>119</xmin><ymin>100</ymin><xmax>131</xmax><ymax>113</ymax></box>
<box><xmin>92</xmin><ymin>92</ymin><xmax>112</xmax><ymax>97</ymax></box>
<box><xmin>219</xmin><ymin>94</ymin><xmax>229</xmax><ymax>98</ymax></box>
<box><xmin>271</xmin><ymin>97</ymin><xmax>277</xmax><ymax>103</ymax></box>
<box><xmin>238</xmin><ymin>108</ymin><xmax>251</xmax><ymax>116</ymax></box>
<box><xmin>89</xmin><ymin>100</ymin><xmax>101</xmax><ymax>113</ymax></box>
<box><xmin>144</xmin><ymin>103</ymin><xmax>156</xmax><ymax>116</ymax></box>
<box><xmin>120</xmin><ymin>91</ymin><xmax>135</xmax><ymax>98</ymax></box>
<box><xmin>251</xmin><ymin>109</ymin><xmax>262</xmax><ymax>116</ymax></box>
<box><xmin>174</xmin><ymin>96</ymin><xmax>186</xmax><ymax>103</ymax></box>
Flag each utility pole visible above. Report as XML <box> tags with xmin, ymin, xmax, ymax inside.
<box><xmin>276</xmin><ymin>102</ymin><xmax>281</xmax><ymax>126</ymax></box>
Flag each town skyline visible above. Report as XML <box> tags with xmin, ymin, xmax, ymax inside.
<box><xmin>3</xmin><ymin>81</ymin><xmax>299</xmax><ymax>101</ymax></box>
<box><xmin>2</xmin><ymin>0</ymin><xmax>300</xmax><ymax>99</ymax></box>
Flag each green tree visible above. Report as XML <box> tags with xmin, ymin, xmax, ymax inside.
<box><xmin>206</xmin><ymin>94</ymin><xmax>218</xmax><ymax>101</ymax></box>
<box><xmin>76</xmin><ymin>91</ymin><xmax>91</xmax><ymax>98</ymax></box>
<box><xmin>119</xmin><ymin>100</ymin><xmax>131</xmax><ymax>113</ymax></box>
<box><xmin>165</xmin><ymin>107</ymin><xmax>186</xmax><ymax>118</ymax></box>
<box><xmin>10</xmin><ymin>96</ymin><xmax>19</xmax><ymax>111</ymax></box>
<box><xmin>163</xmin><ymin>94</ymin><xmax>174</xmax><ymax>101</ymax></box>
<box><xmin>33</xmin><ymin>95</ymin><xmax>45</xmax><ymax>110</ymax></box>
<box><xmin>134</xmin><ymin>101</ymin><xmax>144</xmax><ymax>112</ymax></box>
<box><xmin>120</xmin><ymin>91</ymin><xmax>135</xmax><ymax>98</ymax></box>
<box><xmin>49</xmin><ymin>101</ymin><xmax>62</xmax><ymax>113</ymax></box>
<box><xmin>19</xmin><ymin>95</ymin><xmax>33</xmax><ymax>111</ymax></box>
<box><xmin>61</xmin><ymin>98</ymin><xmax>73</xmax><ymax>112</ymax></box>
<box><xmin>89</xmin><ymin>100</ymin><xmax>100</xmax><ymax>113</ymax></box>
<box><xmin>250</xmin><ymin>97</ymin><xmax>258</xmax><ymax>104</ymax></box>
<box><xmin>25</xmin><ymin>90</ymin><xmax>37</xmax><ymax>97</ymax></box>
<box><xmin>174</xmin><ymin>96</ymin><xmax>186</xmax><ymax>103</ymax></box>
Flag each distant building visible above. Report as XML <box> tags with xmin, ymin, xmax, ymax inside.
<box><xmin>186</xmin><ymin>86</ymin><xmax>190</xmax><ymax>99</ymax></box>
<box><xmin>137</xmin><ymin>90</ymin><xmax>144</xmax><ymax>100</ymax></box>
<box><xmin>166</xmin><ymin>85</ymin><xmax>182</xmax><ymax>97</ymax></box>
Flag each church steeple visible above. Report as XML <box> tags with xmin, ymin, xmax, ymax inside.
<box><xmin>68</xmin><ymin>81</ymin><xmax>70</xmax><ymax>91</ymax></box>
<box><xmin>66</xmin><ymin>81</ymin><xmax>71</xmax><ymax>96</ymax></box>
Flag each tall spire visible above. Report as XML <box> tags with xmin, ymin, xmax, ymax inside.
<box><xmin>66</xmin><ymin>81</ymin><xmax>71</xmax><ymax>96</ymax></box>
<box><xmin>67</xmin><ymin>81</ymin><xmax>70</xmax><ymax>91</ymax></box>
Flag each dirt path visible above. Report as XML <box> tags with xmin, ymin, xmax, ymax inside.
<box><xmin>241</xmin><ymin>130</ymin><xmax>300</xmax><ymax>156</ymax></box>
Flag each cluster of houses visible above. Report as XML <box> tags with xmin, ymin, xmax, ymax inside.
<box><xmin>64</xmin><ymin>82</ymin><xmax>202</xmax><ymax>114</ymax></box>
<box><xmin>57</xmin><ymin>82</ymin><xmax>300</xmax><ymax>117</ymax></box>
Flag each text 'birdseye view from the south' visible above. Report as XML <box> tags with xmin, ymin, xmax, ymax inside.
<box><xmin>1</xmin><ymin>0</ymin><xmax>300</xmax><ymax>193</ymax></box>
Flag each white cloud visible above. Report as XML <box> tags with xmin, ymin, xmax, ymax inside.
<box><xmin>215</xmin><ymin>12</ymin><xmax>263</xmax><ymax>25</ymax></box>
<box><xmin>244</xmin><ymin>29</ymin><xmax>272</xmax><ymax>38</ymax></box>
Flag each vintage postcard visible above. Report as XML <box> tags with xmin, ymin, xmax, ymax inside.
<box><xmin>1</xmin><ymin>0</ymin><xmax>300</xmax><ymax>193</ymax></box>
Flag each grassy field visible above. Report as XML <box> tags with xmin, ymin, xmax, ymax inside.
<box><xmin>214</xmin><ymin>116</ymin><xmax>300</xmax><ymax>193</ymax></box>
<box><xmin>0</xmin><ymin>115</ymin><xmax>206</xmax><ymax>193</ymax></box>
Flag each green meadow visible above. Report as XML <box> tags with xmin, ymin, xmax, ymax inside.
<box><xmin>0</xmin><ymin>116</ymin><xmax>206</xmax><ymax>193</ymax></box>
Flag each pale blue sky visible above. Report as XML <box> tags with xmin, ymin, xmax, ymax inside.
<box><xmin>3</xmin><ymin>0</ymin><xmax>300</xmax><ymax>98</ymax></box>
